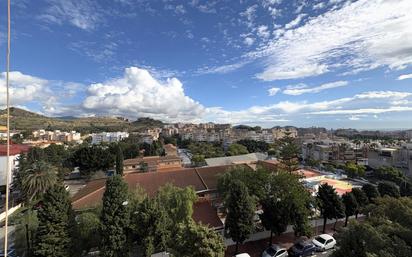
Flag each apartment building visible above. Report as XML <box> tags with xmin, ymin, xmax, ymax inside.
<box><xmin>368</xmin><ymin>143</ymin><xmax>412</xmax><ymax>175</ymax></box>
<box><xmin>91</xmin><ymin>132</ymin><xmax>129</xmax><ymax>144</ymax></box>
<box><xmin>32</xmin><ymin>129</ymin><xmax>81</xmax><ymax>142</ymax></box>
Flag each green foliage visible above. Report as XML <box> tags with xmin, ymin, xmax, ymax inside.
<box><xmin>362</xmin><ymin>184</ymin><xmax>380</xmax><ymax>203</ymax></box>
<box><xmin>263</xmin><ymin>171</ymin><xmax>313</xmax><ymax>237</ymax></box>
<box><xmin>351</xmin><ymin>188</ymin><xmax>368</xmax><ymax>217</ymax></box>
<box><xmin>33</xmin><ymin>185</ymin><xmax>73</xmax><ymax>257</ymax></box>
<box><xmin>260</xmin><ymin>196</ymin><xmax>289</xmax><ymax>242</ymax></box>
<box><xmin>171</xmin><ymin>221</ymin><xmax>225</xmax><ymax>257</ymax></box>
<box><xmin>13</xmin><ymin>209</ymin><xmax>39</xmax><ymax>257</ymax></box>
<box><xmin>69</xmin><ymin>145</ymin><xmax>114</xmax><ymax>176</ymax></box>
<box><xmin>156</xmin><ymin>184</ymin><xmax>198</xmax><ymax>226</ymax></box>
<box><xmin>100</xmin><ymin>175</ymin><xmax>130</xmax><ymax>257</ymax></box>
<box><xmin>75</xmin><ymin>212</ymin><xmax>101</xmax><ymax>255</ymax></box>
<box><xmin>224</xmin><ymin>180</ymin><xmax>256</xmax><ymax>252</ymax></box>
<box><xmin>377</xmin><ymin>181</ymin><xmax>400</xmax><ymax>198</ymax></box>
<box><xmin>342</xmin><ymin>192</ymin><xmax>358</xmax><ymax>226</ymax></box>
<box><xmin>344</xmin><ymin>162</ymin><xmax>366</xmax><ymax>178</ymax></box>
<box><xmin>226</xmin><ymin>143</ymin><xmax>249</xmax><ymax>156</ymax></box>
<box><xmin>21</xmin><ymin>161</ymin><xmax>58</xmax><ymax>203</ymax></box>
<box><xmin>237</xmin><ymin>139</ymin><xmax>269</xmax><ymax>152</ymax></box>
<box><xmin>374</xmin><ymin>166</ymin><xmax>405</xmax><ymax>184</ymax></box>
<box><xmin>42</xmin><ymin>144</ymin><xmax>70</xmax><ymax>167</ymax></box>
<box><xmin>332</xmin><ymin>197</ymin><xmax>412</xmax><ymax>257</ymax></box>
<box><xmin>129</xmin><ymin>184</ymin><xmax>197</xmax><ymax>256</ymax></box>
<box><xmin>115</xmin><ymin>145</ymin><xmax>124</xmax><ymax>175</ymax></box>
<box><xmin>306</xmin><ymin>158</ymin><xmax>321</xmax><ymax>168</ymax></box>
<box><xmin>130</xmin><ymin>197</ymin><xmax>170</xmax><ymax>256</ymax></box>
<box><xmin>188</xmin><ymin>142</ymin><xmax>225</xmax><ymax>158</ymax></box>
<box><xmin>279</xmin><ymin>135</ymin><xmax>299</xmax><ymax>173</ymax></box>
<box><xmin>191</xmin><ymin>154</ymin><xmax>206</xmax><ymax>167</ymax></box>
<box><xmin>217</xmin><ymin>165</ymin><xmax>269</xmax><ymax>201</ymax></box>
<box><xmin>317</xmin><ymin>183</ymin><xmax>345</xmax><ymax>233</ymax></box>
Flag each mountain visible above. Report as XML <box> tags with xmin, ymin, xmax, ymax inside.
<box><xmin>0</xmin><ymin>107</ymin><xmax>163</xmax><ymax>133</ymax></box>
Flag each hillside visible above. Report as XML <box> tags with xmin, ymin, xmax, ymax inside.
<box><xmin>0</xmin><ymin>107</ymin><xmax>163</xmax><ymax>133</ymax></box>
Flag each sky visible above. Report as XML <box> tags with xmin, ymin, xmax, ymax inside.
<box><xmin>0</xmin><ymin>0</ymin><xmax>412</xmax><ymax>129</ymax></box>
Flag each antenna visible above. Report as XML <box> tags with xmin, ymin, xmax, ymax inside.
<box><xmin>4</xmin><ymin>0</ymin><xmax>11</xmax><ymax>256</ymax></box>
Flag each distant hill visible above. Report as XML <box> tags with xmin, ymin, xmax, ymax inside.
<box><xmin>131</xmin><ymin>117</ymin><xmax>164</xmax><ymax>130</ymax></box>
<box><xmin>0</xmin><ymin>107</ymin><xmax>164</xmax><ymax>133</ymax></box>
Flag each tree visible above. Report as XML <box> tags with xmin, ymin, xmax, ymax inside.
<box><xmin>224</xmin><ymin>180</ymin><xmax>255</xmax><ymax>254</ymax></box>
<box><xmin>70</xmin><ymin>145</ymin><xmax>114</xmax><ymax>176</ymax></box>
<box><xmin>130</xmin><ymin>197</ymin><xmax>170</xmax><ymax>256</ymax></box>
<box><xmin>115</xmin><ymin>145</ymin><xmax>124</xmax><ymax>175</ymax></box>
<box><xmin>226</xmin><ymin>143</ymin><xmax>249</xmax><ymax>156</ymax></box>
<box><xmin>261</xmin><ymin>171</ymin><xmax>313</xmax><ymax>238</ymax></box>
<box><xmin>21</xmin><ymin>161</ymin><xmax>57</xmax><ymax>202</ymax></box>
<box><xmin>279</xmin><ymin>134</ymin><xmax>299</xmax><ymax>173</ymax></box>
<box><xmin>374</xmin><ymin>166</ymin><xmax>405</xmax><ymax>184</ymax></box>
<box><xmin>191</xmin><ymin>154</ymin><xmax>206</xmax><ymax>167</ymax></box>
<box><xmin>14</xmin><ymin>209</ymin><xmax>38</xmax><ymax>257</ymax></box>
<box><xmin>351</xmin><ymin>188</ymin><xmax>368</xmax><ymax>218</ymax></box>
<box><xmin>362</xmin><ymin>184</ymin><xmax>380</xmax><ymax>203</ymax></box>
<box><xmin>171</xmin><ymin>221</ymin><xmax>225</xmax><ymax>257</ymax></box>
<box><xmin>344</xmin><ymin>162</ymin><xmax>365</xmax><ymax>178</ymax></box>
<box><xmin>75</xmin><ymin>212</ymin><xmax>101</xmax><ymax>255</ymax></box>
<box><xmin>259</xmin><ymin>197</ymin><xmax>289</xmax><ymax>245</ymax></box>
<box><xmin>342</xmin><ymin>192</ymin><xmax>358</xmax><ymax>226</ymax></box>
<box><xmin>332</xmin><ymin>197</ymin><xmax>412</xmax><ymax>257</ymax></box>
<box><xmin>317</xmin><ymin>184</ymin><xmax>345</xmax><ymax>233</ymax></box>
<box><xmin>100</xmin><ymin>175</ymin><xmax>129</xmax><ymax>257</ymax></box>
<box><xmin>33</xmin><ymin>185</ymin><xmax>73</xmax><ymax>257</ymax></box>
<box><xmin>237</xmin><ymin>139</ymin><xmax>269</xmax><ymax>153</ymax></box>
<box><xmin>377</xmin><ymin>181</ymin><xmax>400</xmax><ymax>198</ymax></box>
<box><xmin>217</xmin><ymin>165</ymin><xmax>269</xmax><ymax>201</ymax></box>
<box><xmin>156</xmin><ymin>184</ymin><xmax>197</xmax><ymax>226</ymax></box>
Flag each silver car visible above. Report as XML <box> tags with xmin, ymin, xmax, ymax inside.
<box><xmin>262</xmin><ymin>244</ymin><xmax>288</xmax><ymax>257</ymax></box>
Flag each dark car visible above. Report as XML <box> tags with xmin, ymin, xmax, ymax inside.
<box><xmin>288</xmin><ymin>241</ymin><xmax>316</xmax><ymax>257</ymax></box>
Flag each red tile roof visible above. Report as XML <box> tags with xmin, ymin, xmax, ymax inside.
<box><xmin>192</xmin><ymin>200</ymin><xmax>223</xmax><ymax>229</ymax></box>
<box><xmin>0</xmin><ymin>144</ymin><xmax>30</xmax><ymax>156</ymax></box>
<box><xmin>72</xmin><ymin>164</ymin><xmax>256</xmax><ymax>210</ymax></box>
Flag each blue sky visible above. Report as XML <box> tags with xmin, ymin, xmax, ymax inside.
<box><xmin>1</xmin><ymin>0</ymin><xmax>412</xmax><ymax>129</ymax></box>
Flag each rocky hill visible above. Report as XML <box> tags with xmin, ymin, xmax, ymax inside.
<box><xmin>0</xmin><ymin>107</ymin><xmax>163</xmax><ymax>133</ymax></box>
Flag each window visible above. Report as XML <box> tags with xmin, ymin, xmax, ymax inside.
<box><xmin>276</xmin><ymin>250</ymin><xmax>285</xmax><ymax>256</ymax></box>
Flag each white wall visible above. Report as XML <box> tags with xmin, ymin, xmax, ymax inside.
<box><xmin>0</xmin><ymin>154</ymin><xmax>19</xmax><ymax>186</ymax></box>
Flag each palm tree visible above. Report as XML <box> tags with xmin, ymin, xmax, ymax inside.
<box><xmin>22</xmin><ymin>161</ymin><xmax>57</xmax><ymax>202</ymax></box>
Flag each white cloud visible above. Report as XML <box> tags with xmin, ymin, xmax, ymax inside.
<box><xmin>196</xmin><ymin>61</ymin><xmax>249</xmax><ymax>75</ymax></box>
<box><xmin>398</xmin><ymin>73</ymin><xmax>412</xmax><ymax>80</ymax></box>
<box><xmin>240</xmin><ymin>4</ymin><xmax>258</xmax><ymax>28</ymax></box>
<box><xmin>0</xmin><ymin>71</ymin><xmax>48</xmax><ymax>107</ymax></box>
<box><xmin>283</xmin><ymin>81</ymin><xmax>348</xmax><ymax>95</ymax></box>
<box><xmin>268</xmin><ymin>87</ymin><xmax>280</xmax><ymax>96</ymax></box>
<box><xmin>284</xmin><ymin>13</ymin><xmax>307</xmax><ymax>29</ymax></box>
<box><xmin>311</xmin><ymin>106</ymin><xmax>412</xmax><ymax>115</ymax></box>
<box><xmin>39</xmin><ymin>0</ymin><xmax>102</xmax><ymax>30</ymax></box>
<box><xmin>82</xmin><ymin>67</ymin><xmax>205</xmax><ymax>121</ymax></box>
<box><xmin>252</xmin><ymin>0</ymin><xmax>412</xmax><ymax>80</ymax></box>
<box><xmin>257</xmin><ymin>25</ymin><xmax>270</xmax><ymax>39</ymax></box>
<box><xmin>244</xmin><ymin>37</ymin><xmax>255</xmax><ymax>46</ymax></box>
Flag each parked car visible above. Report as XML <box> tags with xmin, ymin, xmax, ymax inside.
<box><xmin>235</xmin><ymin>254</ymin><xmax>251</xmax><ymax>257</ymax></box>
<box><xmin>312</xmin><ymin>234</ymin><xmax>336</xmax><ymax>251</ymax></box>
<box><xmin>262</xmin><ymin>244</ymin><xmax>288</xmax><ymax>257</ymax></box>
<box><xmin>288</xmin><ymin>240</ymin><xmax>316</xmax><ymax>257</ymax></box>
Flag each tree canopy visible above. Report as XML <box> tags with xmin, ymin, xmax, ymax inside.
<box><xmin>224</xmin><ymin>180</ymin><xmax>256</xmax><ymax>254</ymax></box>
<box><xmin>33</xmin><ymin>185</ymin><xmax>73</xmax><ymax>257</ymax></box>
<box><xmin>332</xmin><ymin>197</ymin><xmax>412</xmax><ymax>257</ymax></box>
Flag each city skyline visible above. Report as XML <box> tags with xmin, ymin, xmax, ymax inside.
<box><xmin>0</xmin><ymin>0</ymin><xmax>412</xmax><ymax>129</ymax></box>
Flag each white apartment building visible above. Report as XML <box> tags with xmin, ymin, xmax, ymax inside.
<box><xmin>91</xmin><ymin>132</ymin><xmax>129</xmax><ymax>144</ymax></box>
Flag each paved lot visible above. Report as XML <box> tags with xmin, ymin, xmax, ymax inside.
<box><xmin>225</xmin><ymin>221</ymin><xmax>345</xmax><ymax>257</ymax></box>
